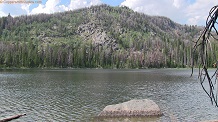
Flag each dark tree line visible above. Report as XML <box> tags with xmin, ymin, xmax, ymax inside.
<box><xmin>0</xmin><ymin>36</ymin><xmax>199</xmax><ymax>69</ymax></box>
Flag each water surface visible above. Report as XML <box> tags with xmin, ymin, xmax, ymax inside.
<box><xmin>0</xmin><ymin>69</ymin><xmax>217</xmax><ymax>121</ymax></box>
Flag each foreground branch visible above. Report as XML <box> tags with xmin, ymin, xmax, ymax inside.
<box><xmin>0</xmin><ymin>113</ymin><xmax>26</xmax><ymax>122</ymax></box>
<box><xmin>192</xmin><ymin>5</ymin><xmax>218</xmax><ymax>107</ymax></box>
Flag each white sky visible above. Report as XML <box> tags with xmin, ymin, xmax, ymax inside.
<box><xmin>0</xmin><ymin>0</ymin><xmax>217</xmax><ymax>25</ymax></box>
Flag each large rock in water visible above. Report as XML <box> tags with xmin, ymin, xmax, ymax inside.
<box><xmin>98</xmin><ymin>99</ymin><xmax>162</xmax><ymax>117</ymax></box>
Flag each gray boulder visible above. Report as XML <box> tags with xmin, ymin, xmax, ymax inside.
<box><xmin>98</xmin><ymin>99</ymin><xmax>162</xmax><ymax>117</ymax></box>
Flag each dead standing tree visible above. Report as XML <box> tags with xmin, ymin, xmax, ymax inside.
<box><xmin>192</xmin><ymin>5</ymin><xmax>218</xmax><ymax>107</ymax></box>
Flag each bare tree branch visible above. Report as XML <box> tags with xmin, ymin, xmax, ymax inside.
<box><xmin>192</xmin><ymin>5</ymin><xmax>218</xmax><ymax>107</ymax></box>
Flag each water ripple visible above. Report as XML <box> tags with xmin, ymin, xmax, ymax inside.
<box><xmin>0</xmin><ymin>69</ymin><xmax>217</xmax><ymax>121</ymax></box>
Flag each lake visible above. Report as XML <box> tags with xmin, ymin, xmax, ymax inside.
<box><xmin>0</xmin><ymin>69</ymin><xmax>217</xmax><ymax>121</ymax></box>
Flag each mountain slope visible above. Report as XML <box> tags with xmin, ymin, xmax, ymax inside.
<box><xmin>0</xmin><ymin>5</ymin><xmax>204</xmax><ymax>68</ymax></box>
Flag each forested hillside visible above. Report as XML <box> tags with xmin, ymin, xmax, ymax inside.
<box><xmin>0</xmin><ymin>4</ymin><xmax>214</xmax><ymax>68</ymax></box>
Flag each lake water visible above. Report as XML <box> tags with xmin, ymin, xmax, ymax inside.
<box><xmin>0</xmin><ymin>69</ymin><xmax>217</xmax><ymax>121</ymax></box>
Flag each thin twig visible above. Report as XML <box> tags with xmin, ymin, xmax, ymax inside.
<box><xmin>192</xmin><ymin>5</ymin><xmax>218</xmax><ymax>107</ymax></box>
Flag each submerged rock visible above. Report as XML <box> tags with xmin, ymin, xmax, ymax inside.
<box><xmin>98</xmin><ymin>99</ymin><xmax>162</xmax><ymax>117</ymax></box>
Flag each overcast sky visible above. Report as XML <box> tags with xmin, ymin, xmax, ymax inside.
<box><xmin>0</xmin><ymin>0</ymin><xmax>217</xmax><ymax>26</ymax></box>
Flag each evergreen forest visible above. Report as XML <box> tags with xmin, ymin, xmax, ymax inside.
<box><xmin>0</xmin><ymin>4</ymin><xmax>216</xmax><ymax>68</ymax></box>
